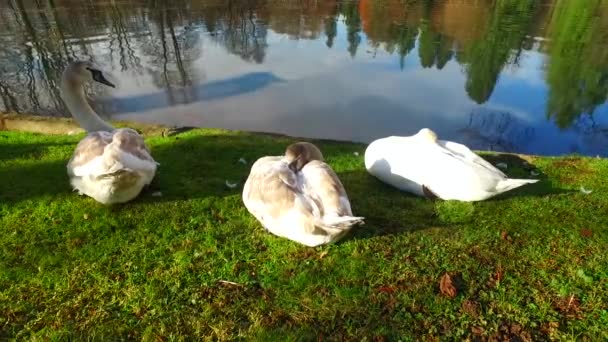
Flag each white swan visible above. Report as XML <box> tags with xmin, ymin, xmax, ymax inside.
<box><xmin>364</xmin><ymin>128</ymin><xmax>538</xmax><ymax>201</ymax></box>
<box><xmin>243</xmin><ymin>142</ymin><xmax>364</xmax><ymax>247</ymax></box>
<box><xmin>61</xmin><ymin>61</ymin><xmax>158</xmax><ymax>204</ymax></box>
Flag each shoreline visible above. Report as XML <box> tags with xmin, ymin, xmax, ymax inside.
<box><xmin>3</xmin><ymin>112</ymin><xmax>604</xmax><ymax>163</ymax></box>
<box><xmin>1</xmin><ymin>112</ymin><xmax>549</xmax><ymax>162</ymax></box>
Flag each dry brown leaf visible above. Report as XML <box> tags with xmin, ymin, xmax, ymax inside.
<box><xmin>462</xmin><ymin>300</ymin><xmax>480</xmax><ymax>317</ymax></box>
<box><xmin>500</xmin><ymin>231</ymin><xmax>513</xmax><ymax>242</ymax></box>
<box><xmin>373</xmin><ymin>335</ymin><xmax>387</xmax><ymax>342</ymax></box>
<box><xmin>580</xmin><ymin>229</ymin><xmax>593</xmax><ymax>238</ymax></box>
<box><xmin>471</xmin><ymin>326</ymin><xmax>484</xmax><ymax>335</ymax></box>
<box><xmin>439</xmin><ymin>273</ymin><xmax>457</xmax><ymax>298</ymax></box>
<box><xmin>487</xmin><ymin>265</ymin><xmax>505</xmax><ymax>288</ymax></box>
<box><xmin>376</xmin><ymin>286</ymin><xmax>396</xmax><ymax>294</ymax></box>
<box><xmin>491</xmin><ymin>322</ymin><xmax>532</xmax><ymax>342</ymax></box>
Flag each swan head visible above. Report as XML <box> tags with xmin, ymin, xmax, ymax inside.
<box><xmin>285</xmin><ymin>142</ymin><xmax>324</xmax><ymax>172</ymax></box>
<box><xmin>417</xmin><ymin>128</ymin><xmax>438</xmax><ymax>143</ymax></box>
<box><xmin>63</xmin><ymin>61</ymin><xmax>115</xmax><ymax>88</ymax></box>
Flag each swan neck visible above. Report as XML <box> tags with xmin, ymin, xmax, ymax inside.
<box><xmin>60</xmin><ymin>81</ymin><xmax>114</xmax><ymax>132</ymax></box>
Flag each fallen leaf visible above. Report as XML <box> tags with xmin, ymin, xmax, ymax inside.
<box><xmin>510</xmin><ymin>323</ymin><xmax>522</xmax><ymax>334</ymax></box>
<box><xmin>377</xmin><ymin>286</ymin><xmax>396</xmax><ymax>294</ymax></box>
<box><xmin>318</xmin><ymin>250</ymin><xmax>329</xmax><ymax>259</ymax></box>
<box><xmin>462</xmin><ymin>300</ymin><xmax>479</xmax><ymax>317</ymax></box>
<box><xmin>439</xmin><ymin>273</ymin><xmax>457</xmax><ymax>298</ymax></box>
<box><xmin>487</xmin><ymin>265</ymin><xmax>505</xmax><ymax>288</ymax></box>
<box><xmin>471</xmin><ymin>326</ymin><xmax>484</xmax><ymax>335</ymax></box>
<box><xmin>580</xmin><ymin>186</ymin><xmax>592</xmax><ymax>194</ymax></box>
<box><xmin>580</xmin><ymin>229</ymin><xmax>593</xmax><ymax>238</ymax></box>
<box><xmin>500</xmin><ymin>231</ymin><xmax>508</xmax><ymax>240</ymax></box>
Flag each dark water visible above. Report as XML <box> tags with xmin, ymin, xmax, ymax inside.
<box><xmin>2</xmin><ymin>0</ymin><xmax>608</xmax><ymax>156</ymax></box>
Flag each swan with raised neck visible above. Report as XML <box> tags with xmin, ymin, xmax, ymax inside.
<box><xmin>60</xmin><ymin>61</ymin><xmax>115</xmax><ymax>132</ymax></box>
<box><xmin>62</xmin><ymin>61</ymin><xmax>158</xmax><ymax>205</ymax></box>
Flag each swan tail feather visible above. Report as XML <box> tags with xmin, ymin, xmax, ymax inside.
<box><xmin>496</xmin><ymin>178</ymin><xmax>539</xmax><ymax>193</ymax></box>
<box><xmin>318</xmin><ymin>216</ymin><xmax>365</xmax><ymax>230</ymax></box>
<box><xmin>97</xmin><ymin>168</ymin><xmax>140</xmax><ymax>187</ymax></box>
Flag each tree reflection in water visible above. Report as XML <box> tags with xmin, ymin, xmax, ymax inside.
<box><xmin>1</xmin><ymin>0</ymin><xmax>608</xmax><ymax>156</ymax></box>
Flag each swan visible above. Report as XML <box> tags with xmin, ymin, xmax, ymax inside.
<box><xmin>242</xmin><ymin>142</ymin><xmax>364</xmax><ymax>247</ymax></box>
<box><xmin>61</xmin><ymin>61</ymin><xmax>158</xmax><ymax>204</ymax></box>
<box><xmin>364</xmin><ymin>128</ymin><xmax>538</xmax><ymax>201</ymax></box>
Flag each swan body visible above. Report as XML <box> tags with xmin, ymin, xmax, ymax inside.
<box><xmin>61</xmin><ymin>61</ymin><xmax>158</xmax><ymax>204</ymax></box>
<box><xmin>243</xmin><ymin>142</ymin><xmax>364</xmax><ymax>247</ymax></box>
<box><xmin>364</xmin><ymin>128</ymin><xmax>538</xmax><ymax>201</ymax></box>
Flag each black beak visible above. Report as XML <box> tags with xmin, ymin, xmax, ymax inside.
<box><xmin>88</xmin><ymin>67</ymin><xmax>115</xmax><ymax>88</ymax></box>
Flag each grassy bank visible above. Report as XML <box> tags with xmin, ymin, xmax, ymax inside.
<box><xmin>1</xmin><ymin>128</ymin><xmax>607</xmax><ymax>340</ymax></box>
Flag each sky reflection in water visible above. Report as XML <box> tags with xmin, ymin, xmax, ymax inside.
<box><xmin>1</xmin><ymin>0</ymin><xmax>608</xmax><ymax>156</ymax></box>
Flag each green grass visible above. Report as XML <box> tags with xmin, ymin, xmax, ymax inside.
<box><xmin>1</xmin><ymin>128</ymin><xmax>607</xmax><ymax>341</ymax></box>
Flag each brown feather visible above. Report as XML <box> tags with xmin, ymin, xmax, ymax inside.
<box><xmin>68</xmin><ymin>131</ymin><xmax>112</xmax><ymax>170</ymax></box>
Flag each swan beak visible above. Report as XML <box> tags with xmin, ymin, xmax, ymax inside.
<box><xmin>90</xmin><ymin>68</ymin><xmax>116</xmax><ymax>88</ymax></box>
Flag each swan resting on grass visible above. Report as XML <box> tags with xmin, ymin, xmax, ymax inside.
<box><xmin>61</xmin><ymin>61</ymin><xmax>158</xmax><ymax>204</ymax></box>
<box><xmin>364</xmin><ymin>128</ymin><xmax>539</xmax><ymax>201</ymax></box>
<box><xmin>243</xmin><ymin>142</ymin><xmax>364</xmax><ymax>247</ymax></box>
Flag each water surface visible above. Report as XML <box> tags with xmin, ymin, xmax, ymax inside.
<box><xmin>2</xmin><ymin>0</ymin><xmax>608</xmax><ymax>156</ymax></box>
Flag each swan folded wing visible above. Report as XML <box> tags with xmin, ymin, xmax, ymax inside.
<box><xmin>432</xmin><ymin>141</ymin><xmax>511</xmax><ymax>192</ymax></box>
<box><xmin>112</xmin><ymin>128</ymin><xmax>156</xmax><ymax>164</ymax></box>
<box><xmin>300</xmin><ymin>160</ymin><xmax>352</xmax><ymax>216</ymax></box>
<box><xmin>69</xmin><ymin>130</ymin><xmax>156</xmax><ymax>179</ymax></box>
<box><xmin>439</xmin><ymin>140</ymin><xmax>507</xmax><ymax>177</ymax></box>
<box><xmin>246</xmin><ymin>161</ymin><xmax>318</xmax><ymax>225</ymax></box>
<box><xmin>67</xmin><ymin>131</ymin><xmax>113</xmax><ymax>177</ymax></box>
<box><xmin>91</xmin><ymin>129</ymin><xmax>157</xmax><ymax>179</ymax></box>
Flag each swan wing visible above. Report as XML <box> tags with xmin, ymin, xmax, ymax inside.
<box><xmin>300</xmin><ymin>160</ymin><xmax>352</xmax><ymax>216</ymax></box>
<box><xmin>68</xmin><ymin>131</ymin><xmax>113</xmax><ymax>177</ymax></box>
<box><xmin>438</xmin><ymin>140</ymin><xmax>506</xmax><ymax>177</ymax></box>
<box><xmin>243</xmin><ymin>157</ymin><xmax>317</xmax><ymax>223</ymax></box>
<box><xmin>102</xmin><ymin>128</ymin><xmax>157</xmax><ymax>179</ymax></box>
<box><xmin>112</xmin><ymin>128</ymin><xmax>156</xmax><ymax>164</ymax></box>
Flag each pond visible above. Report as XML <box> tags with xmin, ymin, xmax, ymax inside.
<box><xmin>1</xmin><ymin>0</ymin><xmax>608</xmax><ymax>157</ymax></box>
